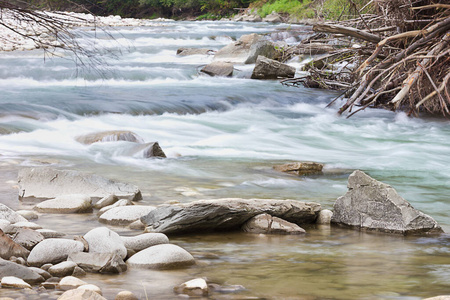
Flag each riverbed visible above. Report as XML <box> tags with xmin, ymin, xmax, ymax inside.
<box><xmin>0</xmin><ymin>20</ymin><xmax>449</xmax><ymax>299</ymax></box>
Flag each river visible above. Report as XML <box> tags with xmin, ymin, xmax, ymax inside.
<box><xmin>0</xmin><ymin>20</ymin><xmax>449</xmax><ymax>299</ymax></box>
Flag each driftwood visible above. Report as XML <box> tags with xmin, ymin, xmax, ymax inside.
<box><xmin>313</xmin><ymin>23</ymin><xmax>381</xmax><ymax>43</ymax></box>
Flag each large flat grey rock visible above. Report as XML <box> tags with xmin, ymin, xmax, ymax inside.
<box><xmin>18</xmin><ymin>168</ymin><xmax>142</xmax><ymax>201</ymax></box>
<box><xmin>34</xmin><ymin>194</ymin><xmax>92</xmax><ymax>213</ymax></box>
<box><xmin>141</xmin><ymin>198</ymin><xmax>320</xmax><ymax>235</ymax></box>
<box><xmin>331</xmin><ymin>170</ymin><xmax>443</xmax><ymax>234</ymax></box>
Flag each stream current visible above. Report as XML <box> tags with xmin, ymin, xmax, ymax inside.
<box><xmin>0</xmin><ymin>20</ymin><xmax>449</xmax><ymax>299</ymax></box>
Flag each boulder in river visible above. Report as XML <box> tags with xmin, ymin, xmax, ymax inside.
<box><xmin>331</xmin><ymin>170</ymin><xmax>443</xmax><ymax>234</ymax></box>
<box><xmin>75</xmin><ymin>130</ymin><xmax>144</xmax><ymax>145</ymax></box>
<box><xmin>1</xmin><ymin>276</ymin><xmax>32</xmax><ymax>289</ymax></box>
<box><xmin>12</xmin><ymin>228</ymin><xmax>45</xmax><ymax>250</ymax></box>
<box><xmin>200</xmin><ymin>62</ymin><xmax>234</xmax><ymax>77</ymax></box>
<box><xmin>0</xmin><ymin>229</ymin><xmax>30</xmax><ymax>260</ymax></box>
<box><xmin>125</xmin><ymin>142</ymin><xmax>166</xmax><ymax>158</ymax></box>
<box><xmin>263</xmin><ymin>12</ymin><xmax>283</xmax><ymax>23</ymax></box>
<box><xmin>34</xmin><ymin>194</ymin><xmax>92</xmax><ymax>213</ymax></box>
<box><xmin>83</xmin><ymin>227</ymin><xmax>127</xmax><ymax>259</ymax></box>
<box><xmin>127</xmin><ymin>244</ymin><xmax>195</xmax><ymax>269</ymax></box>
<box><xmin>68</xmin><ymin>252</ymin><xmax>127</xmax><ymax>274</ymax></box>
<box><xmin>177</xmin><ymin>47</ymin><xmax>214</xmax><ymax>56</ymax></box>
<box><xmin>174</xmin><ymin>278</ymin><xmax>209</xmax><ymax>297</ymax></box>
<box><xmin>27</xmin><ymin>239</ymin><xmax>84</xmax><ymax>267</ymax></box>
<box><xmin>0</xmin><ymin>258</ymin><xmax>44</xmax><ymax>284</ymax></box>
<box><xmin>58</xmin><ymin>276</ymin><xmax>89</xmax><ymax>291</ymax></box>
<box><xmin>273</xmin><ymin>161</ymin><xmax>324</xmax><ymax>175</ymax></box>
<box><xmin>141</xmin><ymin>198</ymin><xmax>320</xmax><ymax>234</ymax></box>
<box><xmin>241</xmin><ymin>213</ymin><xmax>306</xmax><ymax>235</ymax></box>
<box><xmin>121</xmin><ymin>233</ymin><xmax>169</xmax><ymax>252</ymax></box>
<box><xmin>18</xmin><ymin>167</ymin><xmax>142</xmax><ymax>201</ymax></box>
<box><xmin>98</xmin><ymin>205</ymin><xmax>156</xmax><ymax>226</ymax></box>
<box><xmin>251</xmin><ymin>55</ymin><xmax>296</xmax><ymax>79</ymax></box>
<box><xmin>58</xmin><ymin>288</ymin><xmax>107</xmax><ymax>300</ymax></box>
<box><xmin>214</xmin><ymin>33</ymin><xmax>277</xmax><ymax>64</ymax></box>
<box><xmin>94</xmin><ymin>194</ymin><xmax>118</xmax><ymax>209</ymax></box>
<box><xmin>48</xmin><ymin>261</ymin><xmax>78</xmax><ymax>277</ymax></box>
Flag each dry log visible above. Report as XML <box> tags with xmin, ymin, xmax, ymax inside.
<box><xmin>312</xmin><ymin>23</ymin><xmax>381</xmax><ymax>43</ymax></box>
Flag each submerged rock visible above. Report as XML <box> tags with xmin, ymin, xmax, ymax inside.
<box><xmin>0</xmin><ymin>229</ymin><xmax>30</xmax><ymax>260</ymax></box>
<box><xmin>273</xmin><ymin>161</ymin><xmax>324</xmax><ymax>175</ymax></box>
<box><xmin>18</xmin><ymin>167</ymin><xmax>142</xmax><ymax>201</ymax></box>
<box><xmin>242</xmin><ymin>213</ymin><xmax>306</xmax><ymax>235</ymax></box>
<box><xmin>141</xmin><ymin>198</ymin><xmax>320</xmax><ymax>235</ymax></box>
<box><xmin>332</xmin><ymin>170</ymin><xmax>443</xmax><ymax>234</ymax></box>
<box><xmin>75</xmin><ymin>130</ymin><xmax>144</xmax><ymax>145</ymax></box>
<box><xmin>98</xmin><ymin>205</ymin><xmax>156</xmax><ymax>226</ymax></box>
<box><xmin>115</xmin><ymin>290</ymin><xmax>139</xmax><ymax>300</ymax></box>
<box><xmin>34</xmin><ymin>194</ymin><xmax>92</xmax><ymax>213</ymax></box>
<box><xmin>174</xmin><ymin>278</ymin><xmax>209</xmax><ymax>297</ymax></box>
<box><xmin>201</xmin><ymin>61</ymin><xmax>234</xmax><ymax>77</ymax></box>
<box><xmin>27</xmin><ymin>239</ymin><xmax>84</xmax><ymax>267</ymax></box>
<box><xmin>125</xmin><ymin>142</ymin><xmax>166</xmax><ymax>158</ymax></box>
<box><xmin>127</xmin><ymin>244</ymin><xmax>195</xmax><ymax>269</ymax></box>
<box><xmin>214</xmin><ymin>33</ymin><xmax>277</xmax><ymax>64</ymax></box>
<box><xmin>251</xmin><ymin>55</ymin><xmax>296</xmax><ymax>79</ymax></box>
<box><xmin>316</xmin><ymin>209</ymin><xmax>333</xmax><ymax>225</ymax></box>
<box><xmin>83</xmin><ymin>227</ymin><xmax>127</xmax><ymax>259</ymax></box>
<box><xmin>0</xmin><ymin>258</ymin><xmax>44</xmax><ymax>284</ymax></box>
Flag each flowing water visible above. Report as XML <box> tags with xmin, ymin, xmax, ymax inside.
<box><xmin>0</xmin><ymin>20</ymin><xmax>449</xmax><ymax>299</ymax></box>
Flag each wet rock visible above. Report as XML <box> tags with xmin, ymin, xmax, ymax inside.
<box><xmin>127</xmin><ymin>244</ymin><xmax>195</xmax><ymax>269</ymax></box>
<box><xmin>72</xmin><ymin>266</ymin><xmax>86</xmax><ymax>277</ymax></box>
<box><xmin>68</xmin><ymin>252</ymin><xmax>127</xmax><ymax>274</ymax></box>
<box><xmin>316</xmin><ymin>209</ymin><xmax>333</xmax><ymax>225</ymax></box>
<box><xmin>242</xmin><ymin>213</ymin><xmax>306</xmax><ymax>235</ymax></box>
<box><xmin>40</xmin><ymin>277</ymin><xmax>60</xmax><ymax>289</ymax></box>
<box><xmin>28</xmin><ymin>267</ymin><xmax>51</xmax><ymax>280</ymax></box>
<box><xmin>121</xmin><ymin>233</ymin><xmax>169</xmax><ymax>252</ymax></box>
<box><xmin>75</xmin><ymin>130</ymin><xmax>144</xmax><ymax>145</ymax></box>
<box><xmin>0</xmin><ymin>258</ymin><xmax>44</xmax><ymax>284</ymax></box>
<box><xmin>99</xmin><ymin>205</ymin><xmax>156</xmax><ymax>226</ymax></box>
<box><xmin>16</xmin><ymin>210</ymin><xmax>38</xmax><ymax>220</ymax></box>
<box><xmin>214</xmin><ymin>33</ymin><xmax>277</xmax><ymax>64</ymax></box>
<box><xmin>332</xmin><ymin>170</ymin><xmax>443</xmax><ymax>234</ymax></box>
<box><xmin>77</xmin><ymin>284</ymin><xmax>102</xmax><ymax>295</ymax></box>
<box><xmin>58</xmin><ymin>288</ymin><xmax>107</xmax><ymax>300</ymax></box>
<box><xmin>126</xmin><ymin>142</ymin><xmax>166</xmax><ymax>158</ymax></box>
<box><xmin>18</xmin><ymin>168</ymin><xmax>142</xmax><ymax>201</ymax></box>
<box><xmin>201</xmin><ymin>62</ymin><xmax>234</xmax><ymax>77</ymax></box>
<box><xmin>115</xmin><ymin>290</ymin><xmax>139</xmax><ymax>300</ymax></box>
<box><xmin>94</xmin><ymin>194</ymin><xmax>118</xmax><ymax>209</ymax></box>
<box><xmin>263</xmin><ymin>12</ymin><xmax>283</xmax><ymax>23</ymax></box>
<box><xmin>0</xmin><ymin>229</ymin><xmax>30</xmax><ymax>259</ymax></box>
<box><xmin>36</xmin><ymin>229</ymin><xmax>66</xmax><ymax>238</ymax></box>
<box><xmin>177</xmin><ymin>47</ymin><xmax>214</xmax><ymax>56</ymax></box>
<box><xmin>0</xmin><ymin>203</ymin><xmax>28</xmax><ymax>223</ymax></box>
<box><xmin>273</xmin><ymin>161</ymin><xmax>324</xmax><ymax>175</ymax></box>
<box><xmin>48</xmin><ymin>261</ymin><xmax>78</xmax><ymax>277</ymax></box>
<box><xmin>1</xmin><ymin>276</ymin><xmax>31</xmax><ymax>289</ymax></box>
<box><xmin>97</xmin><ymin>199</ymin><xmax>132</xmax><ymax>216</ymax></box>
<box><xmin>141</xmin><ymin>198</ymin><xmax>320</xmax><ymax>235</ymax></box>
<box><xmin>251</xmin><ymin>55</ymin><xmax>296</xmax><ymax>79</ymax></box>
<box><xmin>58</xmin><ymin>276</ymin><xmax>88</xmax><ymax>291</ymax></box>
<box><xmin>35</xmin><ymin>194</ymin><xmax>92</xmax><ymax>214</ymax></box>
<box><xmin>12</xmin><ymin>228</ymin><xmax>45</xmax><ymax>250</ymax></box>
<box><xmin>27</xmin><ymin>239</ymin><xmax>84</xmax><ymax>266</ymax></box>
<box><xmin>83</xmin><ymin>227</ymin><xmax>127</xmax><ymax>259</ymax></box>
<box><xmin>174</xmin><ymin>278</ymin><xmax>208</xmax><ymax>297</ymax></box>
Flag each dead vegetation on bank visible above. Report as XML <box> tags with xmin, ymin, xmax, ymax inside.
<box><xmin>281</xmin><ymin>0</ymin><xmax>450</xmax><ymax>117</ymax></box>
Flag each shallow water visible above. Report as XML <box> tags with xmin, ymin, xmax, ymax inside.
<box><xmin>0</xmin><ymin>20</ymin><xmax>449</xmax><ymax>299</ymax></box>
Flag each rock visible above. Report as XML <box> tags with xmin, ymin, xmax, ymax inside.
<box><xmin>36</xmin><ymin>229</ymin><xmax>66</xmax><ymax>238</ymax></box>
<box><xmin>7</xmin><ymin>221</ymin><xmax>43</xmax><ymax>233</ymax></box>
<box><xmin>58</xmin><ymin>276</ymin><xmax>88</xmax><ymax>291</ymax></box>
<box><xmin>316</xmin><ymin>209</ymin><xmax>333</xmax><ymax>225</ymax></box>
<box><xmin>121</xmin><ymin>233</ymin><xmax>169</xmax><ymax>252</ymax></box>
<box><xmin>115</xmin><ymin>291</ymin><xmax>139</xmax><ymax>300</ymax></box>
<box><xmin>83</xmin><ymin>227</ymin><xmax>127</xmax><ymax>259</ymax></box>
<box><xmin>125</xmin><ymin>142</ymin><xmax>166</xmax><ymax>158</ymax></box>
<box><xmin>141</xmin><ymin>198</ymin><xmax>320</xmax><ymax>235</ymax></box>
<box><xmin>40</xmin><ymin>277</ymin><xmax>59</xmax><ymax>289</ymax></box>
<box><xmin>12</xmin><ymin>228</ymin><xmax>45</xmax><ymax>250</ymax></box>
<box><xmin>0</xmin><ymin>258</ymin><xmax>44</xmax><ymax>284</ymax></box>
<box><xmin>18</xmin><ymin>168</ymin><xmax>142</xmax><ymax>201</ymax></box>
<box><xmin>243</xmin><ymin>14</ymin><xmax>262</xmax><ymax>22</ymax></box>
<box><xmin>97</xmin><ymin>199</ymin><xmax>131</xmax><ymax>216</ymax></box>
<box><xmin>208</xmin><ymin>283</ymin><xmax>246</xmax><ymax>293</ymax></box>
<box><xmin>200</xmin><ymin>62</ymin><xmax>234</xmax><ymax>77</ymax></box>
<box><xmin>27</xmin><ymin>239</ymin><xmax>84</xmax><ymax>266</ymax></box>
<box><xmin>0</xmin><ymin>219</ymin><xmax>11</xmax><ymax>232</ymax></box>
<box><xmin>251</xmin><ymin>56</ymin><xmax>296</xmax><ymax>79</ymax></box>
<box><xmin>75</xmin><ymin>130</ymin><xmax>144</xmax><ymax>145</ymax></box>
<box><xmin>174</xmin><ymin>278</ymin><xmax>208</xmax><ymax>297</ymax></box>
<box><xmin>35</xmin><ymin>194</ymin><xmax>92</xmax><ymax>213</ymax></box>
<box><xmin>16</xmin><ymin>210</ymin><xmax>38</xmax><ymax>220</ymax></box>
<box><xmin>331</xmin><ymin>170</ymin><xmax>443</xmax><ymax>234</ymax></box>
<box><xmin>177</xmin><ymin>48</ymin><xmax>214</xmax><ymax>56</ymax></box>
<box><xmin>99</xmin><ymin>205</ymin><xmax>156</xmax><ymax>226</ymax></box>
<box><xmin>72</xmin><ymin>266</ymin><xmax>86</xmax><ymax>277</ymax></box>
<box><xmin>214</xmin><ymin>33</ymin><xmax>277</xmax><ymax>64</ymax></box>
<box><xmin>68</xmin><ymin>252</ymin><xmax>127</xmax><ymax>274</ymax></box>
<box><xmin>41</xmin><ymin>263</ymin><xmax>53</xmax><ymax>271</ymax></box>
<box><xmin>48</xmin><ymin>261</ymin><xmax>78</xmax><ymax>277</ymax></box>
<box><xmin>127</xmin><ymin>244</ymin><xmax>195</xmax><ymax>269</ymax></box>
<box><xmin>263</xmin><ymin>12</ymin><xmax>283</xmax><ymax>23</ymax></box>
<box><xmin>94</xmin><ymin>194</ymin><xmax>118</xmax><ymax>209</ymax></box>
<box><xmin>128</xmin><ymin>219</ymin><xmax>145</xmax><ymax>230</ymax></box>
<box><xmin>58</xmin><ymin>288</ymin><xmax>107</xmax><ymax>300</ymax></box>
<box><xmin>273</xmin><ymin>161</ymin><xmax>324</xmax><ymax>175</ymax></box>
<box><xmin>0</xmin><ymin>203</ymin><xmax>28</xmax><ymax>223</ymax></box>
<box><xmin>241</xmin><ymin>213</ymin><xmax>306</xmax><ymax>235</ymax></box>
<box><xmin>1</xmin><ymin>276</ymin><xmax>31</xmax><ymax>289</ymax></box>
<box><xmin>28</xmin><ymin>267</ymin><xmax>51</xmax><ymax>280</ymax></box>
<box><xmin>424</xmin><ymin>297</ymin><xmax>450</xmax><ymax>300</ymax></box>
<box><xmin>74</xmin><ymin>236</ymin><xmax>89</xmax><ymax>252</ymax></box>
<box><xmin>0</xmin><ymin>229</ymin><xmax>30</xmax><ymax>260</ymax></box>
<box><xmin>10</xmin><ymin>256</ymin><xmax>26</xmax><ymax>265</ymax></box>
<box><xmin>77</xmin><ymin>284</ymin><xmax>102</xmax><ymax>295</ymax></box>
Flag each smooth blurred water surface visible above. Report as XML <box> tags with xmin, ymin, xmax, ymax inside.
<box><xmin>0</xmin><ymin>20</ymin><xmax>449</xmax><ymax>300</ymax></box>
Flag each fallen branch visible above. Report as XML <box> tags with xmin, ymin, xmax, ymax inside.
<box><xmin>312</xmin><ymin>23</ymin><xmax>381</xmax><ymax>43</ymax></box>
